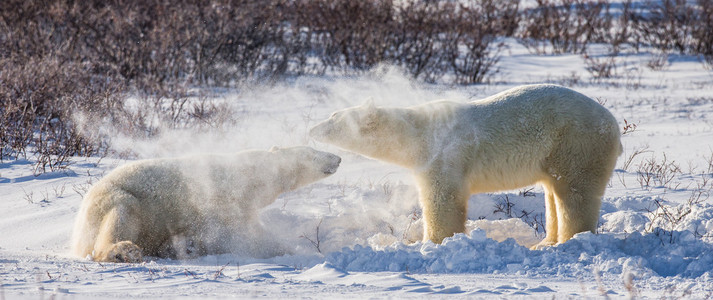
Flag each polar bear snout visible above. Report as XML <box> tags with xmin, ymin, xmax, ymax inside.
<box><xmin>321</xmin><ymin>154</ymin><xmax>341</xmax><ymax>175</ymax></box>
<box><xmin>309</xmin><ymin>120</ymin><xmax>331</xmax><ymax>141</ymax></box>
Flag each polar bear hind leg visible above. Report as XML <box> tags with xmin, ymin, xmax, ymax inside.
<box><xmin>94</xmin><ymin>207</ymin><xmax>143</xmax><ymax>262</ymax></box>
<box><xmin>91</xmin><ymin>192</ymin><xmax>144</xmax><ymax>263</ymax></box>
<box><xmin>533</xmin><ymin>184</ymin><xmax>558</xmax><ymax>249</ymax></box>
<box><xmin>533</xmin><ymin>177</ymin><xmax>606</xmax><ymax>249</ymax></box>
<box><xmin>533</xmin><ymin>133</ymin><xmax>619</xmax><ymax>249</ymax></box>
<box><xmin>558</xmin><ymin>173</ymin><xmax>606</xmax><ymax>238</ymax></box>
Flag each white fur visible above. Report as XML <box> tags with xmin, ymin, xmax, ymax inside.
<box><xmin>310</xmin><ymin>84</ymin><xmax>622</xmax><ymax>248</ymax></box>
<box><xmin>71</xmin><ymin>146</ymin><xmax>341</xmax><ymax>262</ymax></box>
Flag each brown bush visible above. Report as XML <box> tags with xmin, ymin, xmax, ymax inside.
<box><xmin>518</xmin><ymin>0</ymin><xmax>612</xmax><ymax>54</ymax></box>
<box><xmin>0</xmin><ymin>55</ymin><xmax>123</xmax><ymax>172</ymax></box>
<box><xmin>442</xmin><ymin>0</ymin><xmax>516</xmax><ymax>84</ymax></box>
<box><xmin>2</xmin><ymin>0</ymin><xmax>711</xmax><ymax>173</ymax></box>
<box><xmin>297</xmin><ymin>0</ymin><xmax>394</xmax><ymax>71</ymax></box>
<box><xmin>692</xmin><ymin>0</ymin><xmax>713</xmax><ymax>67</ymax></box>
<box><xmin>1</xmin><ymin>0</ymin><xmax>521</xmax><ymax>88</ymax></box>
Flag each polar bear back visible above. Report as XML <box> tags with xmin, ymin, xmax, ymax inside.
<box><xmin>99</xmin><ymin>153</ymin><xmax>279</xmax><ymax>209</ymax></box>
<box><xmin>471</xmin><ymin>84</ymin><xmax>615</xmax><ymax>128</ymax></box>
<box><xmin>435</xmin><ymin>84</ymin><xmax>620</xmax><ymax>193</ymax></box>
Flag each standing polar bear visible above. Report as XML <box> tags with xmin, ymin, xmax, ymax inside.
<box><xmin>310</xmin><ymin>84</ymin><xmax>621</xmax><ymax>249</ymax></box>
<box><xmin>71</xmin><ymin>146</ymin><xmax>341</xmax><ymax>262</ymax></box>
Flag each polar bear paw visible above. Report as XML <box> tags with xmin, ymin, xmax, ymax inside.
<box><xmin>105</xmin><ymin>241</ymin><xmax>143</xmax><ymax>263</ymax></box>
<box><xmin>530</xmin><ymin>240</ymin><xmax>557</xmax><ymax>250</ymax></box>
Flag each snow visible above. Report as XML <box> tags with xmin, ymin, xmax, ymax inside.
<box><xmin>2</xmin><ymin>37</ymin><xmax>713</xmax><ymax>298</ymax></box>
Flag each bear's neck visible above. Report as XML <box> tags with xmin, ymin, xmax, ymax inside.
<box><xmin>370</xmin><ymin>109</ymin><xmax>431</xmax><ymax>169</ymax></box>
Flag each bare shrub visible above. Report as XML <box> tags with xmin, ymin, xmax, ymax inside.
<box><xmin>603</xmin><ymin>0</ymin><xmax>637</xmax><ymax>53</ymax></box>
<box><xmin>0</xmin><ymin>55</ymin><xmax>121</xmax><ymax>171</ymax></box>
<box><xmin>705</xmin><ymin>150</ymin><xmax>713</xmax><ymax>175</ymax></box>
<box><xmin>583</xmin><ymin>53</ymin><xmax>618</xmax><ymax>80</ymax></box>
<box><xmin>298</xmin><ymin>0</ymin><xmax>394</xmax><ymax>72</ymax></box>
<box><xmin>518</xmin><ymin>0</ymin><xmax>713</xmax><ymax>63</ymax></box>
<box><xmin>646</xmin><ymin>197</ymin><xmax>693</xmax><ymax>244</ymax></box>
<box><xmin>443</xmin><ymin>1</ymin><xmax>512</xmax><ymax>84</ymax></box>
<box><xmin>493</xmin><ymin>195</ymin><xmax>517</xmax><ymax>217</ymax></box>
<box><xmin>0</xmin><ymin>0</ymin><xmax>245</xmax><ymax>170</ymax></box>
<box><xmin>518</xmin><ymin>0</ymin><xmax>612</xmax><ymax>54</ymax></box>
<box><xmin>647</xmin><ymin>51</ymin><xmax>670</xmax><ymax>70</ymax></box>
<box><xmin>616</xmin><ymin>144</ymin><xmax>648</xmax><ymax>188</ymax></box>
<box><xmin>300</xmin><ymin>219</ymin><xmax>324</xmax><ymax>254</ymax></box>
<box><xmin>631</xmin><ymin>0</ymin><xmax>713</xmax><ymax>64</ymax></box>
<box><xmin>390</xmin><ymin>1</ymin><xmax>453</xmax><ymax>82</ymax></box>
<box><xmin>693</xmin><ymin>0</ymin><xmax>713</xmax><ymax>67</ymax></box>
<box><xmin>634</xmin><ymin>0</ymin><xmax>696</xmax><ymax>54</ymax></box>
<box><xmin>687</xmin><ymin>174</ymin><xmax>711</xmax><ymax>205</ymax></box>
<box><xmin>493</xmin><ymin>194</ymin><xmax>545</xmax><ymax>234</ymax></box>
<box><xmin>636</xmin><ymin>153</ymin><xmax>682</xmax><ymax>190</ymax></box>
<box><xmin>621</xmin><ymin>119</ymin><xmax>638</xmax><ymax>135</ymax></box>
<box><xmin>645</xmin><ymin>168</ymin><xmax>713</xmax><ymax>241</ymax></box>
<box><xmin>621</xmin><ymin>146</ymin><xmax>650</xmax><ymax>172</ymax></box>
<box><xmin>296</xmin><ymin>0</ymin><xmax>518</xmax><ymax>83</ymax></box>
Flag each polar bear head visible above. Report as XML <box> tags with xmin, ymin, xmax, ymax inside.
<box><xmin>309</xmin><ymin>102</ymin><xmax>418</xmax><ymax>168</ymax></box>
<box><xmin>310</xmin><ymin>101</ymin><xmax>384</xmax><ymax>151</ymax></box>
<box><xmin>269</xmin><ymin>146</ymin><xmax>341</xmax><ymax>189</ymax></box>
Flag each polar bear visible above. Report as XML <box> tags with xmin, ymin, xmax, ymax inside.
<box><xmin>310</xmin><ymin>84</ymin><xmax>621</xmax><ymax>248</ymax></box>
<box><xmin>71</xmin><ymin>146</ymin><xmax>341</xmax><ymax>262</ymax></box>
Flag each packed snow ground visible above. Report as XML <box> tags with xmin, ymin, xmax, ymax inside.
<box><xmin>2</xmin><ymin>39</ymin><xmax>713</xmax><ymax>298</ymax></box>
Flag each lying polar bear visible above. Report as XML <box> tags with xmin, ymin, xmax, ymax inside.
<box><xmin>310</xmin><ymin>84</ymin><xmax>622</xmax><ymax>249</ymax></box>
<box><xmin>71</xmin><ymin>146</ymin><xmax>341</xmax><ymax>262</ymax></box>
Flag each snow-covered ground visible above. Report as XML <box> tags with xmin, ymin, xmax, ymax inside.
<box><xmin>2</xmin><ymin>39</ymin><xmax>713</xmax><ymax>299</ymax></box>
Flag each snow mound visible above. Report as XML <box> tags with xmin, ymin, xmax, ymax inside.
<box><xmin>466</xmin><ymin>218</ymin><xmax>541</xmax><ymax>248</ymax></box>
<box><xmin>327</xmin><ymin>228</ymin><xmax>713</xmax><ymax>278</ymax></box>
<box><xmin>328</xmin><ymin>230</ymin><xmax>528</xmax><ymax>273</ymax></box>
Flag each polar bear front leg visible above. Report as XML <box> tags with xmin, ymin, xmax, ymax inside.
<box><xmin>93</xmin><ymin>207</ymin><xmax>143</xmax><ymax>263</ymax></box>
<box><xmin>417</xmin><ymin>176</ymin><xmax>469</xmax><ymax>244</ymax></box>
<box><xmin>532</xmin><ymin>183</ymin><xmax>558</xmax><ymax>250</ymax></box>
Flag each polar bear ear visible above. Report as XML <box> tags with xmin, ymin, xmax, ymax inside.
<box><xmin>361</xmin><ymin>98</ymin><xmax>376</xmax><ymax>110</ymax></box>
<box><xmin>269</xmin><ymin>146</ymin><xmax>280</xmax><ymax>152</ymax></box>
